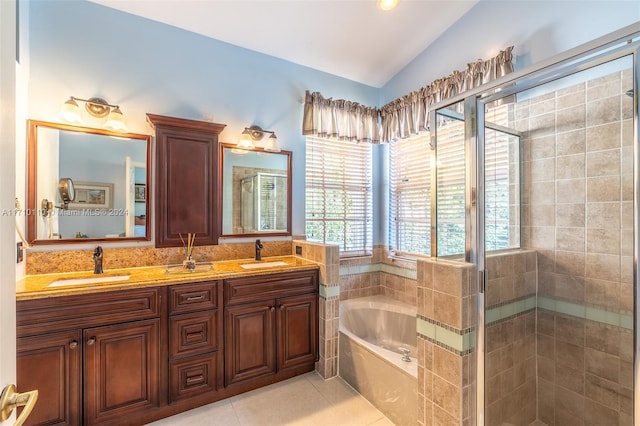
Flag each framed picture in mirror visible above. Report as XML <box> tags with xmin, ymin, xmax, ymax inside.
<box><xmin>135</xmin><ymin>184</ymin><xmax>146</xmax><ymax>202</ymax></box>
<box><xmin>69</xmin><ymin>181</ymin><xmax>113</xmax><ymax>209</ymax></box>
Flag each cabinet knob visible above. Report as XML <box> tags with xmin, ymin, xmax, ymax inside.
<box><xmin>86</xmin><ymin>338</ymin><xmax>96</xmax><ymax>346</ymax></box>
<box><xmin>69</xmin><ymin>341</ymin><xmax>78</xmax><ymax>349</ymax></box>
<box><xmin>279</xmin><ymin>305</ymin><xmax>284</xmax><ymax>310</ymax></box>
<box><xmin>270</xmin><ymin>306</ymin><xmax>275</xmax><ymax>311</ymax></box>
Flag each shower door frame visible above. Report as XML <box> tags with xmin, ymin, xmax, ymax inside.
<box><xmin>429</xmin><ymin>22</ymin><xmax>640</xmax><ymax>425</ymax></box>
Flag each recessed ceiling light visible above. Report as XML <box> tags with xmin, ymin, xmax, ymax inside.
<box><xmin>377</xmin><ymin>0</ymin><xmax>399</xmax><ymax>11</ymax></box>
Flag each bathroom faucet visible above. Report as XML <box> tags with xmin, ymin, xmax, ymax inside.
<box><xmin>255</xmin><ymin>239</ymin><xmax>263</xmax><ymax>261</ymax></box>
<box><xmin>93</xmin><ymin>246</ymin><xmax>104</xmax><ymax>274</ymax></box>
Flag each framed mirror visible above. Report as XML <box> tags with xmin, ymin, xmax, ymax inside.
<box><xmin>26</xmin><ymin>120</ymin><xmax>152</xmax><ymax>245</ymax></box>
<box><xmin>220</xmin><ymin>143</ymin><xmax>291</xmax><ymax>237</ymax></box>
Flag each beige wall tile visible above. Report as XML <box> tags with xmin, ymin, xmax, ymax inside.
<box><xmin>433</xmin><ymin>346</ymin><xmax>462</xmax><ymax>386</ymax></box>
<box><xmin>557</xmin><ymin>153</ymin><xmax>586</xmax><ymax>180</ymax></box>
<box><xmin>556</xmin><ymin>178</ymin><xmax>585</xmax><ymax>204</ymax></box>
<box><xmin>556</xmin><ymin>129</ymin><xmax>585</xmax><ymax>156</ymax></box>
<box><xmin>586</xmin><ymin>122</ymin><xmax>621</xmax><ymax>152</ymax></box>
<box><xmin>586</xmin><ymin>228</ymin><xmax>620</xmax><ymax>255</ymax></box>
<box><xmin>586</xmin><ymin>96</ymin><xmax>621</xmax><ymax>127</ymax></box>
<box><xmin>432</xmin><ymin>376</ymin><xmax>461</xmax><ymax>420</ymax></box>
<box><xmin>556</xmin><ymin>203</ymin><xmax>585</xmax><ymax>227</ymax></box>
<box><xmin>433</xmin><ymin>291</ymin><xmax>461</xmax><ymax>328</ymax></box>
<box><xmin>556</xmin><ymin>104</ymin><xmax>586</xmax><ymax>133</ymax></box>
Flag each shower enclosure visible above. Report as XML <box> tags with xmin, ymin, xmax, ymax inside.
<box><xmin>241</xmin><ymin>172</ymin><xmax>288</xmax><ymax>233</ymax></box>
<box><xmin>430</xmin><ymin>24</ymin><xmax>639</xmax><ymax>425</ymax></box>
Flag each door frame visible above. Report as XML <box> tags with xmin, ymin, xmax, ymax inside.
<box><xmin>0</xmin><ymin>0</ymin><xmax>18</xmax><ymax>423</ymax></box>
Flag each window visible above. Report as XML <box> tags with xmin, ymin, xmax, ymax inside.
<box><xmin>389</xmin><ymin>133</ymin><xmax>432</xmax><ymax>256</ymax></box>
<box><xmin>388</xmin><ymin>103</ymin><xmax>517</xmax><ymax>258</ymax></box>
<box><xmin>305</xmin><ymin>136</ymin><xmax>372</xmax><ymax>256</ymax></box>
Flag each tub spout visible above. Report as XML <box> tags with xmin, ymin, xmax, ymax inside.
<box><xmin>399</xmin><ymin>347</ymin><xmax>411</xmax><ymax>362</ymax></box>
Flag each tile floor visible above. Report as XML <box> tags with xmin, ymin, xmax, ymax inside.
<box><xmin>147</xmin><ymin>372</ymin><xmax>394</xmax><ymax>426</ymax></box>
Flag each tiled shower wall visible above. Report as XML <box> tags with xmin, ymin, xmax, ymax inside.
<box><xmin>484</xmin><ymin>250</ymin><xmax>538</xmax><ymax>425</ymax></box>
<box><xmin>516</xmin><ymin>68</ymin><xmax>634</xmax><ymax>425</ymax></box>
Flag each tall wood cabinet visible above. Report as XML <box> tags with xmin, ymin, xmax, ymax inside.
<box><xmin>146</xmin><ymin>114</ymin><xmax>226</xmax><ymax>247</ymax></box>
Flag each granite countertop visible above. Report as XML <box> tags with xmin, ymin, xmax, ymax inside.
<box><xmin>17</xmin><ymin>256</ymin><xmax>319</xmax><ymax>300</ymax></box>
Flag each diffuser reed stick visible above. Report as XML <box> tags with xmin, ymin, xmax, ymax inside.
<box><xmin>180</xmin><ymin>232</ymin><xmax>196</xmax><ymax>270</ymax></box>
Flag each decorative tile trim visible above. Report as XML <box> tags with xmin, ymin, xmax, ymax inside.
<box><xmin>319</xmin><ymin>284</ymin><xmax>340</xmax><ymax>300</ymax></box>
<box><xmin>339</xmin><ymin>262</ymin><xmax>417</xmax><ymax>280</ymax></box>
<box><xmin>485</xmin><ymin>295</ymin><xmax>537</xmax><ymax>325</ymax></box>
<box><xmin>538</xmin><ymin>296</ymin><xmax>633</xmax><ymax>331</ymax></box>
<box><xmin>417</xmin><ymin>316</ymin><xmax>475</xmax><ymax>355</ymax></box>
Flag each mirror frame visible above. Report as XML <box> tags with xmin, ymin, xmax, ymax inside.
<box><xmin>218</xmin><ymin>142</ymin><xmax>292</xmax><ymax>238</ymax></box>
<box><xmin>26</xmin><ymin>119</ymin><xmax>153</xmax><ymax>245</ymax></box>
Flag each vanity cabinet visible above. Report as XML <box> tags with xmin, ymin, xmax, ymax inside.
<box><xmin>17</xmin><ymin>331</ymin><xmax>81</xmax><ymax>426</ymax></box>
<box><xmin>17</xmin><ymin>267</ymin><xmax>318</xmax><ymax>425</ymax></box>
<box><xmin>147</xmin><ymin>113</ymin><xmax>226</xmax><ymax>248</ymax></box>
<box><xmin>223</xmin><ymin>270</ymin><xmax>319</xmax><ymax>387</ymax></box>
<box><xmin>17</xmin><ymin>288</ymin><xmax>163</xmax><ymax>426</ymax></box>
<box><xmin>168</xmin><ymin>281</ymin><xmax>223</xmax><ymax>403</ymax></box>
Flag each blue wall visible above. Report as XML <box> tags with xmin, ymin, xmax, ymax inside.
<box><xmin>27</xmin><ymin>0</ymin><xmax>379</xmax><ymax>239</ymax></box>
<box><xmin>381</xmin><ymin>1</ymin><xmax>640</xmax><ymax>103</ymax></box>
<box><xmin>27</xmin><ymin>0</ymin><xmax>638</xmax><ymax>248</ymax></box>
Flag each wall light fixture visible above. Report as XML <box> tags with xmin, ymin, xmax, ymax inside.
<box><xmin>237</xmin><ymin>125</ymin><xmax>281</xmax><ymax>152</ymax></box>
<box><xmin>58</xmin><ymin>96</ymin><xmax>128</xmax><ymax>132</ymax></box>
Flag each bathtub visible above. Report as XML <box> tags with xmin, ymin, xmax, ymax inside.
<box><xmin>339</xmin><ymin>295</ymin><xmax>417</xmax><ymax>425</ymax></box>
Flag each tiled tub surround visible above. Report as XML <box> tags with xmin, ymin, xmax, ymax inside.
<box><xmin>416</xmin><ymin>258</ymin><xmax>477</xmax><ymax>426</ymax></box>
<box><xmin>339</xmin><ymin>295</ymin><xmax>417</xmax><ymax>426</ymax></box>
<box><xmin>292</xmin><ymin>240</ymin><xmax>340</xmax><ymax>379</ymax></box>
<box><xmin>339</xmin><ymin>248</ymin><xmax>418</xmax><ymax>304</ymax></box>
<box><xmin>516</xmin><ymin>67</ymin><xmax>634</xmax><ymax>426</ymax></box>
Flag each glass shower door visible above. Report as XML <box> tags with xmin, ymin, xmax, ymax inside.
<box><xmin>481</xmin><ymin>54</ymin><xmax>635</xmax><ymax>426</ymax></box>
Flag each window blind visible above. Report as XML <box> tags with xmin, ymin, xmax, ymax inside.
<box><xmin>305</xmin><ymin>136</ymin><xmax>372</xmax><ymax>256</ymax></box>
<box><xmin>484</xmin><ymin>104</ymin><xmax>519</xmax><ymax>251</ymax></box>
<box><xmin>388</xmin><ymin>103</ymin><xmax>517</xmax><ymax>259</ymax></box>
<box><xmin>389</xmin><ymin>133</ymin><xmax>432</xmax><ymax>256</ymax></box>
<box><xmin>435</xmin><ymin>117</ymin><xmax>467</xmax><ymax>257</ymax></box>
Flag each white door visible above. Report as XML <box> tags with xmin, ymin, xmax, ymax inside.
<box><xmin>0</xmin><ymin>0</ymin><xmax>18</xmax><ymax>423</ymax></box>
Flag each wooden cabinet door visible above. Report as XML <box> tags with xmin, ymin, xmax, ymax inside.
<box><xmin>277</xmin><ymin>293</ymin><xmax>318</xmax><ymax>371</ymax></box>
<box><xmin>224</xmin><ymin>301</ymin><xmax>276</xmax><ymax>386</ymax></box>
<box><xmin>83</xmin><ymin>319</ymin><xmax>159</xmax><ymax>425</ymax></box>
<box><xmin>17</xmin><ymin>331</ymin><xmax>81</xmax><ymax>426</ymax></box>
<box><xmin>148</xmin><ymin>114</ymin><xmax>226</xmax><ymax>247</ymax></box>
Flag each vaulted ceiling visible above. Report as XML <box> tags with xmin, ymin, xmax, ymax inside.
<box><xmin>90</xmin><ymin>0</ymin><xmax>479</xmax><ymax>87</ymax></box>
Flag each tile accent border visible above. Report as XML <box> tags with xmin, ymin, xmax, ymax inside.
<box><xmin>339</xmin><ymin>262</ymin><xmax>417</xmax><ymax>280</ymax></box>
<box><xmin>538</xmin><ymin>295</ymin><xmax>633</xmax><ymax>330</ymax></box>
<box><xmin>417</xmin><ymin>316</ymin><xmax>475</xmax><ymax>355</ymax></box>
<box><xmin>319</xmin><ymin>284</ymin><xmax>340</xmax><ymax>299</ymax></box>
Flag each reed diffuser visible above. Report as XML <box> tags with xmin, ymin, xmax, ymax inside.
<box><xmin>180</xmin><ymin>233</ymin><xmax>196</xmax><ymax>270</ymax></box>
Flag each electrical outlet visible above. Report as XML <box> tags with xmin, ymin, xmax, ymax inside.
<box><xmin>295</xmin><ymin>245</ymin><xmax>302</xmax><ymax>255</ymax></box>
<box><xmin>16</xmin><ymin>242</ymin><xmax>24</xmax><ymax>263</ymax></box>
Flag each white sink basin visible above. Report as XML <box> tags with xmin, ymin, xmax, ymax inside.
<box><xmin>47</xmin><ymin>275</ymin><xmax>131</xmax><ymax>287</ymax></box>
<box><xmin>239</xmin><ymin>261</ymin><xmax>289</xmax><ymax>270</ymax></box>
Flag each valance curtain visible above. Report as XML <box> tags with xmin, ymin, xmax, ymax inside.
<box><xmin>302</xmin><ymin>91</ymin><xmax>381</xmax><ymax>143</ymax></box>
<box><xmin>380</xmin><ymin>46</ymin><xmax>514</xmax><ymax>142</ymax></box>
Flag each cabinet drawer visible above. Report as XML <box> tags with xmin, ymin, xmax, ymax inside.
<box><xmin>169</xmin><ymin>281</ymin><xmax>218</xmax><ymax>314</ymax></box>
<box><xmin>169</xmin><ymin>311</ymin><xmax>218</xmax><ymax>358</ymax></box>
<box><xmin>169</xmin><ymin>353</ymin><xmax>218</xmax><ymax>403</ymax></box>
<box><xmin>17</xmin><ymin>288</ymin><xmax>162</xmax><ymax>336</ymax></box>
<box><xmin>224</xmin><ymin>270</ymin><xmax>318</xmax><ymax>305</ymax></box>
